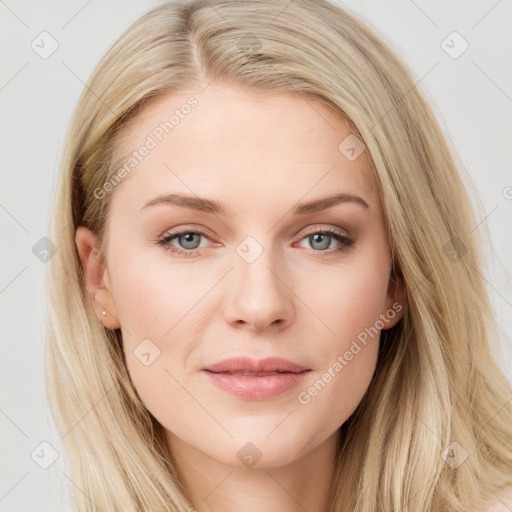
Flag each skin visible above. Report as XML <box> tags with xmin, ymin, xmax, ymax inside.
<box><xmin>76</xmin><ymin>81</ymin><xmax>406</xmax><ymax>512</ymax></box>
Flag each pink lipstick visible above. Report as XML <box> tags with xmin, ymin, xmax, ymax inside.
<box><xmin>202</xmin><ymin>356</ymin><xmax>311</xmax><ymax>400</ymax></box>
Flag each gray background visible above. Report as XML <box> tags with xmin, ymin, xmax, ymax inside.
<box><xmin>1</xmin><ymin>0</ymin><xmax>511</xmax><ymax>510</ymax></box>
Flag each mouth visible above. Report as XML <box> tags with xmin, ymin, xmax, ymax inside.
<box><xmin>202</xmin><ymin>361</ymin><xmax>311</xmax><ymax>400</ymax></box>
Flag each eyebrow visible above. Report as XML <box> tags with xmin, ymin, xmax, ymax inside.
<box><xmin>140</xmin><ymin>192</ymin><xmax>369</xmax><ymax>215</ymax></box>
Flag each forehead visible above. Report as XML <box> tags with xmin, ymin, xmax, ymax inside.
<box><xmin>109</xmin><ymin>82</ymin><xmax>378</xmax><ymax>215</ymax></box>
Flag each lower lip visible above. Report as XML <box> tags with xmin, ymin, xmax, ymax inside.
<box><xmin>202</xmin><ymin>370</ymin><xmax>311</xmax><ymax>400</ymax></box>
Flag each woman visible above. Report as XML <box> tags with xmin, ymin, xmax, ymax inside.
<box><xmin>45</xmin><ymin>0</ymin><xmax>512</xmax><ymax>510</ymax></box>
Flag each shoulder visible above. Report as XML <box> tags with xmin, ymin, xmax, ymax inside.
<box><xmin>481</xmin><ymin>485</ymin><xmax>512</xmax><ymax>512</ymax></box>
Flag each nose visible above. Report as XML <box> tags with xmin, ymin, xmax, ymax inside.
<box><xmin>222</xmin><ymin>245</ymin><xmax>295</xmax><ymax>332</ymax></box>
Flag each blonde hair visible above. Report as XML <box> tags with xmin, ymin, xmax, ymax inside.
<box><xmin>45</xmin><ymin>0</ymin><xmax>512</xmax><ymax>510</ymax></box>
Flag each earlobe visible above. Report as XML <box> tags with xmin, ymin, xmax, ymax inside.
<box><xmin>75</xmin><ymin>226</ymin><xmax>120</xmax><ymax>329</ymax></box>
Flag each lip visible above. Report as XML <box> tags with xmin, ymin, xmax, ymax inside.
<box><xmin>202</xmin><ymin>357</ymin><xmax>312</xmax><ymax>400</ymax></box>
<box><xmin>203</xmin><ymin>356</ymin><xmax>310</xmax><ymax>374</ymax></box>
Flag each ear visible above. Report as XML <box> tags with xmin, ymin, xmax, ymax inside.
<box><xmin>75</xmin><ymin>226</ymin><xmax>120</xmax><ymax>329</ymax></box>
<box><xmin>381</xmin><ymin>266</ymin><xmax>407</xmax><ymax>330</ymax></box>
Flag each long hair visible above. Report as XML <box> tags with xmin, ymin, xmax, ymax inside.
<box><xmin>45</xmin><ymin>1</ymin><xmax>512</xmax><ymax>510</ymax></box>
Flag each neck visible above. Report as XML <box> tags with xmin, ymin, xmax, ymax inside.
<box><xmin>166</xmin><ymin>431</ymin><xmax>338</xmax><ymax>512</ymax></box>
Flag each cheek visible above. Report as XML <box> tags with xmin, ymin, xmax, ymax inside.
<box><xmin>110</xmin><ymin>248</ymin><xmax>211</xmax><ymax>342</ymax></box>
<box><xmin>295</xmin><ymin>258</ymin><xmax>388</xmax><ymax>427</ymax></box>
<box><xmin>108</xmin><ymin>250</ymin><xmax>214</xmax><ymax>411</ymax></box>
<box><xmin>311</xmin><ymin>258</ymin><xmax>389</xmax><ymax>348</ymax></box>
<box><xmin>297</xmin><ymin>342</ymin><xmax>379</xmax><ymax>442</ymax></box>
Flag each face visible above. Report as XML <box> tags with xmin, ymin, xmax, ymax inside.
<box><xmin>76</xmin><ymin>82</ymin><xmax>405</xmax><ymax>469</ymax></box>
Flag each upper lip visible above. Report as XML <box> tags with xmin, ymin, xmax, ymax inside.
<box><xmin>203</xmin><ymin>357</ymin><xmax>310</xmax><ymax>374</ymax></box>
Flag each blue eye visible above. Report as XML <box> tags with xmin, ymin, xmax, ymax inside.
<box><xmin>299</xmin><ymin>230</ymin><xmax>353</xmax><ymax>253</ymax></box>
<box><xmin>156</xmin><ymin>227</ymin><xmax>354</xmax><ymax>258</ymax></box>
<box><xmin>157</xmin><ymin>229</ymin><xmax>210</xmax><ymax>257</ymax></box>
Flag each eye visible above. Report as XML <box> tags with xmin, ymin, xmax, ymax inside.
<box><xmin>294</xmin><ymin>227</ymin><xmax>354</xmax><ymax>256</ymax></box>
<box><xmin>155</xmin><ymin>225</ymin><xmax>354</xmax><ymax>258</ymax></box>
<box><xmin>156</xmin><ymin>228</ymin><xmax>212</xmax><ymax>257</ymax></box>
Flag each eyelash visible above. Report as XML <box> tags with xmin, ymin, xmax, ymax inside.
<box><xmin>156</xmin><ymin>226</ymin><xmax>354</xmax><ymax>258</ymax></box>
